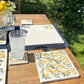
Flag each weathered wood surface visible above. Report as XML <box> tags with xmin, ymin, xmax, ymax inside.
<box><xmin>8</xmin><ymin>14</ymin><xmax>84</xmax><ymax>84</ymax></box>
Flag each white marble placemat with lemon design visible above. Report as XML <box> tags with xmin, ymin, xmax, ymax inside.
<box><xmin>21</xmin><ymin>20</ymin><xmax>32</xmax><ymax>25</ymax></box>
<box><xmin>0</xmin><ymin>49</ymin><xmax>7</xmax><ymax>84</ymax></box>
<box><xmin>9</xmin><ymin>52</ymin><xmax>28</xmax><ymax>65</ymax></box>
<box><xmin>20</xmin><ymin>24</ymin><xmax>65</xmax><ymax>46</ymax></box>
<box><xmin>34</xmin><ymin>50</ymin><xmax>80</xmax><ymax>83</ymax></box>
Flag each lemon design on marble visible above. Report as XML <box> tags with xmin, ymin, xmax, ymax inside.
<box><xmin>40</xmin><ymin>60</ymin><xmax>46</xmax><ymax>64</ymax></box>
<box><xmin>65</xmin><ymin>61</ymin><xmax>70</xmax><ymax>65</ymax></box>
<box><xmin>50</xmin><ymin>63</ymin><xmax>56</xmax><ymax>67</ymax></box>
<box><xmin>71</xmin><ymin>69</ymin><xmax>77</xmax><ymax>75</ymax></box>
<box><xmin>35</xmin><ymin>50</ymin><xmax>79</xmax><ymax>81</ymax></box>
<box><xmin>63</xmin><ymin>56</ymin><xmax>69</xmax><ymax>60</ymax></box>
<box><xmin>44</xmin><ymin>54</ymin><xmax>49</xmax><ymax>57</ymax></box>
<box><xmin>54</xmin><ymin>69</ymin><xmax>59</xmax><ymax>74</ymax></box>
<box><xmin>58</xmin><ymin>65</ymin><xmax>65</xmax><ymax>69</ymax></box>
<box><xmin>45</xmin><ymin>58</ymin><xmax>50</xmax><ymax>62</ymax></box>
<box><xmin>61</xmin><ymin>69</ymin><xmax>68</xmax><ymax>75</ymax></box>
<box><xmin>52</xmin><ymin>52</ymin><xmax>58</xmax><ymax>56</ymax></box>
<box><xmin>0</xmin><ymin>53</ymin><xmax>5</xmax><ymax>58</ymax></box>
<box><xmin>45</xmin><ymin>67</ymin><xmax>52</xmax><ymax>73</ymax></box>
<box><xmin>0</xmin><ymin>41</ymin><xmax>3</xmax><ymax>43</ymax></box>
<box><xmin>43</xmin><ymin>73</ymin><xmax>49</xmax><ymax>77</ymax></box>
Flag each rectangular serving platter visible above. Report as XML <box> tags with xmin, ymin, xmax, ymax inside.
<box><xmin>0</xmin><ymin>49</ymin><xmax>7</xmax><ymax>84</ymax></box>
<box><xmin>34</xmin><ymin>50</ymin><xmax>80</xmax><ymax>83</ymax></box>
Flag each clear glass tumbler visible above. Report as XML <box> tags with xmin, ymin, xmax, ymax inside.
<box><xmin>9</xmin><ymin>30</ymin><xmax>25</xmax><ymax>60</ymax></box>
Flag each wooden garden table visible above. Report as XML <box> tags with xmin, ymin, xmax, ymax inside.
<box><xmin>7</xmin><ymin>14</ymin><xmax>84</xmax><ymax>84</ymax></box>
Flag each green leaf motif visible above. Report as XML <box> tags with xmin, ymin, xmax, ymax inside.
<box><xmin>0</xmin><ymin>51</ymin><xmax>5</xmax><ymax>53</ymax></box>
<box><xmin>0</xmin><ymin>68</ymin><xmax>4</xmax><ymax>74</ymax></box>
<box><xmin>54</xmin><ymin>74</ymin><xmax>60</xmax><ymax>78</ymax></box>
<box><xmin>0</xmin><ymin>78</ymin><xmax>2</xmax><ymax>81</ymax></box>
<box><xmin>0</xmin><ymin>59</ymin><xmax>3</xmax><ymax>62</ymax></box>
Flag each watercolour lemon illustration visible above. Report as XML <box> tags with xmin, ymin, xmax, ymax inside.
<box><xmin>65</xmin><ymin>61</ymin><xmax>71</xmax><ymax>65</ymax></box>
<box><xmin>52</xmin><ymin>52</ymin><xmax>58</xmax><ymax>56</ymax></box>
<box><xmin>45</xmin><ymin>67</ymin><xmax>52</xmax><ymax>73</ymax></box>
<box><xmin>58</xmin><ymin>65</ymin><xmax>65</xmax><ymax>69</ymax></box>
<box><xmin>54</xmin><ymin>58</ymin><xmax>60</xmax><ymax>62</ymax></box>
<box><xmin>71</xmin><ymin>69</ymin><xmax>77</xmax><ymax>75</ymax></box>
<box><xmin>59</xmin><ymin>52</ymin><xmax>65</xmax><ymax>56</ymax></box>
<box><xmin>54</xmin><ymin>69</ymin><xmax>59</xmax><ymax>74</ymax></box>
<box><xmin>44</xmin><ymin>54</ymin><xmax>49</xmax><ymax>57</ymax></box>
<box><xmin>0</xmin><ymin>53</ymin><xmax>5</xmax><ymax>58</ymax></box>
<box><xmin>0</xmin><ymin>40</ymin><xmax>3</xmax><ymax>43</ymax></box>
<box><xmin>50</xmin><ymin>63</ymin><xmax>56</xmax><ymax>67</ymax></box>
<box><xmin>43</xmin><ymin>73</ymin><xmax>49</xmax><ymax>77</ymax></box>
<box><xmin>40</xmin><ymin>60</ymin><xmax>46</xmax><ymax>64</ymax></box>
<box><xmin>63</xmin><ymin>56</ymin><xmax>69</xmax><ymax>60</ymax></box>
<box><xmin>61</xmin><ymin>69</ymin><xmax>68</xmax><ymax>75</ymax></box>
<box><xmin>48</xmin><ymin>26</ymin><xmax>53</xmax><ymax>29</ymax></box>
<box><xmin>45</xmin><ymin>58</ymin><xmax>50</xmax><ymax>62</ymax></box>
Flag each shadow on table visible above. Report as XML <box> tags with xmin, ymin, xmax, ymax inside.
<box><xmin>28</xmin><ymin>54</ymin><xmax>35</xmax><ymax>62</ymax></box>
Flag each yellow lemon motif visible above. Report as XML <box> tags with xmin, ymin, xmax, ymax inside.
<box><xmin>61</xmin><ymin>70</ymin><xmax>68</xmax><ymax>75</ymax></box>
<box><xmin>52</xmin><ymin>53</ymin><xmax>58</xmax><ymax>55</ymax></box>
<box><xmin>17</xmin><ymin>60</ymin><xmax>24</xmax><ymax>63</ymax></box>
<box><xmin>44</xmin><ymin>54</ymin><xmax>49</xmax><ymax>57</ymax></box>
<box><xmin>0</xmin><ymin>40</ymin><xmax>3</xmax><ymax>43</ymax></box>
<box><xmin>43</xmin><ymin>73</ymin><xmax>49</xmax><ymax>77</ymax></box>
<box><xmin>71</xmin><ymin>69</ymin><xmax>77</xmax><ymax>75</ymax></box>
<box><xmin>45</xmin><ymin>67</ymin><xmax>52</xmax><ymax>73</ymax></box>
<box><xmin>65</xmin><ymin>61</ymin><xmax>70</xmax><ymax>65</ymax></box>
<box><xmin>63</xmin><ymin>56</ymin><xmax>68</xmax><ymax>60</ymax></box>
<box><xmin>50</xmin><ymin>63</ymin><xmax>56</xmax><ymax>67</ymax></box>
<box><xmin>54</xmin><ymin>58</ymin><xmax>60</xmax><ymax>62</ymax></box>
<box><xmin>48</xmin><ymin>26</ymin><xmax>53</xmax><ymax>29</ymax></box>
<box><xmin>40</xmin><ymin>60</ymin><xmax>46</xmax><ymax>64</ymax></box>
<box><xmin>0</xmin><ymin>53</ymin><xmax>5</xmax><ymax>58</ymax></box>
<box><xmin>54</xmin><ymin>69</ymin><xmax>59</xmax><ymax>74</ymax></box>
<box><xmin>59</xmin><ymin>52</ymin><xmax>65</xmax><ymax>55</ymax></box>
<box><xmin>10</xmin><ymin>61</ymin><xmax>13</xmax><ymax>63</ymax></box>
<box><xmin>45</xmin><ymin>58</ymin><xmax>50</xmax><ymax>62</ymax></box>
<box><xmin>58</xmin><ymin>65</ymin><xmax>65</xmax><ymax>69</ymax></box>
<box><xmin>10</xmin><ymin>58</ymin><xmax>14</xmax><ymax>61</ymax></box>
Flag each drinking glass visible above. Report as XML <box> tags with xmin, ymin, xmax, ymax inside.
<box><xmin>9</xmin><ymin>30</ymin><xmax>25</xmax><ymax>60</ymax></box>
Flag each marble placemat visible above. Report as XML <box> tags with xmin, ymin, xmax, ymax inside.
<box><xmin>34</xmin><ymin>50</ymin><xmax>80</xmax><ymax>83</ymax></box>
<box><xmin>0</xmin><ymin>49</ymin><xmax>7</xmax><ymax>84</ymax></box>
